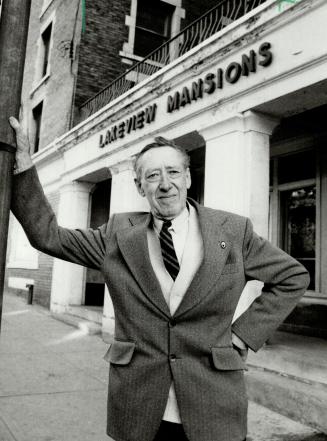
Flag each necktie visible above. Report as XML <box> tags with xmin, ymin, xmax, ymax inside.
<box><xmin>159</xmin><ymin>220</ymin><xmax>180</xmax><ymax>281</ymax></box>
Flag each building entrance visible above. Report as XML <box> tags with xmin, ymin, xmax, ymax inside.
<box><xmin>85</xmin><ymin>178</ymin><xmax>111</xmax><ymax>306</ymax></box>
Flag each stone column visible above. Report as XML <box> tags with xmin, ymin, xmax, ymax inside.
<box><xmin>199</xmin><ymin>111</ymin><xmax>279</xmax><ymax>319</ymax></box>
<box><xmin>50</xmin><ymin>181</ymin><xmax>93</xmax><ymax>313</ymax></box>
<box><xmin>109</xmin><ymin>159</ymin><xmax>149</xmax><ymax>213</ymax></box>
<box><xmin>102</xmin><ymin>159</ymin><xmax>148</xmax><ymax>340</ymax></box>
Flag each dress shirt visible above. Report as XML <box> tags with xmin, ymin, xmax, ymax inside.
<box><xmin>153</xmin><ymin>206</ymin><xmax>190</xmax><ymax>264</ymax></box>
<box><xmin>147</xmin><ymin>203</ymin><xmax>204</xmax><ymax>422</ymax></box>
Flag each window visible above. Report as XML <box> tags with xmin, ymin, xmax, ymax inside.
<box><xmin>188</xmin><ymin>146</ymin><xmax>205</xmax><ymax>205</ymax></box>
<box><xmin>280</xmin><ymin>186</ymin><xmax>316</xmax><ymax>290</ymax></box>
<box><xmin>32</xmin><ymin>101</ymin><xmax>43</xmax><ymax>153</ymax></box>
<box><xmin>134</xmin><ymin>0</ymin><xmax>174</xmax><ymax>57</ymax></box>
<box><xmin>85</xmin><ymin>179</ymin><xmax>111</xmax><ymax>307</ymax></box>
<box><xmin>121</xmin><ymin>0</ymin><xmax>184</xmax><ymax>64</ymax></box>
<box><xmin>41</xmin><ymin>23</ymin><xmax>52</xmax><ymax>78</ymax></box>
<box><xmin>270</xmin><ymin>150</ymin><xmax>317</xmax><ymax>292</ymax></box>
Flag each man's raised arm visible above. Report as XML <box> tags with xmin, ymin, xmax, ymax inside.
<box><xmin>9</xmin><ymin>117</ymin><xmax>109</xmax><ymax>271</ymax></box>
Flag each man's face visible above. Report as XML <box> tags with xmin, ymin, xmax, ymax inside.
<box><xmin>135</xmin><ymin>146</ymin><xmax>191</xmax><ymax>220</ymax></box>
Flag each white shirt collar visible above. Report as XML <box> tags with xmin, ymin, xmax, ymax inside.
<box><xmin>152</xmin><ymin>205</ymin><xmax>189</xmax><ymax>235</ymax></box>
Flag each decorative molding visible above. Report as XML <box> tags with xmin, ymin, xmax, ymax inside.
<box><xmin>29</xmin><ymin>73</ymin><xmax>50</xmax><ymax>98</ymax></box>
<box><xmin>40</xmin><ymin>0</ymin><xmax>56</xmax><ymax>19</ymax></box>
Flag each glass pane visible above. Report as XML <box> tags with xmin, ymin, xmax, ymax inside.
<box><xmin>134</xmin><ymin>28</ymin><xmax>167</xmax><ymax>57</ymax></box>
<box><xmin>278</xmin><ymin>150</ymin><xmax>315</xmax><ymax>184</ymax></box>
<box><xmin>136</xmin><ymin>0</ymin><xmax>173</xmax><ymax>35</ymax></box>
<box><xmin>281</xmin><ymin>186</ymin><xmax>316</xmax><ymax>290</ymax></box>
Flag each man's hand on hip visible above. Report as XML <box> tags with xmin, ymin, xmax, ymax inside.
<box><xmin>232</xmin><ymin>333</ymin><xmax>248</xmax><ymax>362</ymax></box>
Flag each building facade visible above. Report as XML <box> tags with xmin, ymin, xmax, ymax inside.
<box><xmin>6</xmin><ymin>0</ymin><xmax>327</xmax><ymax>338</ymax></box>
<box><xmin>5</xmin><ymin>0</ymin><xmax>218</xmax><ymax>308</ymax></box>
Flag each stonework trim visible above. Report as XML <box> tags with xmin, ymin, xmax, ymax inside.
<box><xmin>40</xmin><ymin>0</ymin><xmax>56</xmax><ymax>19</ymax></box>
<box><xmin>199</xmin><ymin>111</ymin><xmax>279</xmax><ymax>142</ymax></box>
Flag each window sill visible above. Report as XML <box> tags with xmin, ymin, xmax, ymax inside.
<box><xmin>30</xmin><ymin>72</ymin><xmax>50</xmax><ymax>98</ymax></box>
<box><xmin>119</xmin><ymin>50</ymin><xmax>143</xmax><ymax>65</ymax></box>
<box><xmin>39</xmin><ymin>0</ymin><xmax>55</xmax><ymax>19</ymax></box>
<box><xmin>300</xmin><ymin>291</ymin><xmax>327</xmax><ymax>305</ymax></box>
<box><xmin>119</xmin><ymin>50</ymin><xmax>164</xmax><ymax>68</ymax></box>
<box><xmin>7</xmin><ymin>261</ymin><xmax>39</xmax><ymax>270</ymax></box>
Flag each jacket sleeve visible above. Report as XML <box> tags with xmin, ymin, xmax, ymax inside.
<box><xmin>11</xmin><ymin>166</ymin><xmax>111</xmax><ymax>270</ymax></box>
<box><xmin>231</xmin><ymin>217</ymin><xmax>310</xmax><ymax>352</ymax></box>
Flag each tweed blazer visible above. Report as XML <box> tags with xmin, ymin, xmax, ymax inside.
<box><xmin>12</xmin><ymin>167</ymin><xmax>309</xmax><ymax>441</ymax></box>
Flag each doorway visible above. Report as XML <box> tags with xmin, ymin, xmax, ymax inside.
<box><xmin>84</xmin><ymin>178</ymin><xmax>111</xmax><ymax>306</ymax></box>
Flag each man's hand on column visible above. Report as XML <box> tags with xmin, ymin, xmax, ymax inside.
<box><xmin>9</xmin><ymin>116</ymin><xmax>34</xmax><ymax>174</ymax></box>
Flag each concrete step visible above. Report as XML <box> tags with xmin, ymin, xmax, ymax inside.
<box><xmin>65</xmin><ymin>305</ymin><xmax>103</xmax><ymax>324</ymax></box>
<box><xmin>51</xmin><ymin>312</ymin><xmax>102</xmax><ymax>335</ymax></box>
<box><xmin>246</xmin><ymin>331</ymin><xmax>327</xmax><ymax>434</ymax></box>
<box><xmin>247</xmin><ymin>335</ymin><xmax>326</xmax><ymax>385</ymax></box>
<box><xmin>246</xmin><ymin>367</ymin><xmax>327</xmax><ymax>434</ymax></box>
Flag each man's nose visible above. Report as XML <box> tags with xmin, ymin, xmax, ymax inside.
<box><xmin>159</xmin><ymin>173</ymin><xmax>172</xmax><ymax>190</ymax></box>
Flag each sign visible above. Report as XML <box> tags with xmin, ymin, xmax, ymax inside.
<box><xmin>99</xmin><ymin>103</ymin><xmax>157</xmax><ymax>148</ymax></box>
<box><xmin>167</xmin><ymin>42</ymin><xmax>273</xmax><ymax>113</ymax></box>
<box><xmin>99</xmin><ymin>42</ymin><xmax>273</xmax><ymax>148</ymax></box>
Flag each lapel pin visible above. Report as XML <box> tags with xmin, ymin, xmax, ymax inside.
<box><xmin>221</xmin><ymin>241</ymin><xmax>226</xmax><ymax>249</ymax></box>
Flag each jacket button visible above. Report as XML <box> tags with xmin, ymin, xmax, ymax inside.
<box><xmin>170</xmin><ymin>354</ymin><xmax>177</xmax><ymax>362</ymax></box>
<box><xmin>169</xmin><ymin>320</ymin><xmax>176</xmax><ymax>327</ymax></box>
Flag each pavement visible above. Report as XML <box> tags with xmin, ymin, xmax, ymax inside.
<box><xmin>1</xmin><ymin>291</ymin><xmax>327</xmax><ymax>441</ymax></box>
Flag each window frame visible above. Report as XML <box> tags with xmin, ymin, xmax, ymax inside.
<box><xmin>133</xmin><ymin>0</ymin><xmax>174</xmax><ymax>58</ymax></box>
<box><xmin>41</xmin><ymin>22</ymin><xmax>52</xmax><ymax>78</ymax></box>
<box><xmin>32</xmin><ymin>100</ymin><xmax>44</xmax><ymax>153</ymax></box>
<box><xmin>120</xmin><ymin>0</ymin><xmax>185</xmax><ymax>65</ymax></box>
<box><xmin>270</xmin><ymin>143</ymin><xmax>322</xmax><ymax>298</ymax></box>
<box><xmin>33</xmin><ymin>11</ymin><xmax>55</xmax><ymax>90</ymax></box>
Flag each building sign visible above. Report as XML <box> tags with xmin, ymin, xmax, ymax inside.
<box><xmin>99</xmin><ymin>42</ymin><xmax>273</xmax><ymax>148</ymax></box>
<box><xmin>167</xmin><ymin>42</ymin><xmax>273</xmax><ymax>113</ymax></box>
<box><xmin>99</xmin><ymin>103</ymin><xmax>157</xmax><ymax>148</ymax></box>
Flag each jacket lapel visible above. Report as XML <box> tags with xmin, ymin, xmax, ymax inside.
<box><xmin>116</xmin><ymin>213</ymin><xmax>171</xmax><ymax>318</ymax></box>
<box><xmin>174</xmin><ymin>202</ymin><xmax>231</xmax><ymax>319</ymax></box>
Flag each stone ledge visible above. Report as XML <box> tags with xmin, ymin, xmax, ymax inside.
<box><xmin>51</xmin><ymin>312</ymin><xmax>102</xmax><ymax>335</ymax></box>
<box><xmin>246</xmin><ymin>367</ymin><xmax>327</xmax><ymax>434</ymax></box>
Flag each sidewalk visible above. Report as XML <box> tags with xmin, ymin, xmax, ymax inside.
<box><xmin>1</xmin><ymin>292</ymin><xmax>326</xmax><ymax>441</ymax></box>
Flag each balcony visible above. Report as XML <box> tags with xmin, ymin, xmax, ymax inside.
<box><xmin>78</xmin><ymin>0</ymin><xmax>269</xmax><ymax>122</ymax></box>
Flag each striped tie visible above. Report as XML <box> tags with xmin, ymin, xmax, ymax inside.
<box><xmin>159</xmin><ymin>220</ymin><xmax>180</xmax><ymax>281</ymax></box>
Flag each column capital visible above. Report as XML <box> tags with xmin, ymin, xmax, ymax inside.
<box><xmin>243</xmin><ymin>110</ymin><xmax>280</xmax><ymax>135</ymax></box>
<box><xmin>59</xmin><ymin>180</ymin><xmax>94</xmax><ymax>195</ymax></box>
<box><xmin>199</xmin><ymin>111</ymin><xmax>279</xmax><ymax>141</ymax></box>
<box><xmin>109</xmin><ymin>158</ymin><xmax>135</xmax><ymax>176</ymax></box>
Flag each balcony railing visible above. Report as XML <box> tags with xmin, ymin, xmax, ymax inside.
<box><xmin>78</xmin><ymin>0</ymin><xmax>268</xmax><ymax>121</ymax></box>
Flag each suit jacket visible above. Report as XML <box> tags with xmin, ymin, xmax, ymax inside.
<box><xmin>12</xmin><ymin>167</ymin><xmax>309</xmax><ymax>441</ymax></box>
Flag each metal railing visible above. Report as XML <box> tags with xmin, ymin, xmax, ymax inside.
<box><xmin>78</xmin><ymin>0</ymin><xmax>268</xmax><ymax>121</ymax></box>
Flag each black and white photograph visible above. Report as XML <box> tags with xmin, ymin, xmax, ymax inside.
<box><xmin>0</xmin><ymin>0</ymin><xmax>326</xmax><ymax>440</ymax></box>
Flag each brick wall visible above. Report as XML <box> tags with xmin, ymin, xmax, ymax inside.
<box><xmin>5</xmin><ymin>191</ymin><xmax>59</xmax><ymax>309</ymax></box>
<box><xmin>21</xmin><ymin>0</ymin><xmax>237</xmax><ymax>146</ymax></box>
<box><xmin>74</xmin><ymin>0</ymin><xmax>130</xmax><ymax>110</ymax></box>
<box><xmin>21</xmin><ymin>0</ymin><xmax>81</xmax><ymax>149</ymax></box>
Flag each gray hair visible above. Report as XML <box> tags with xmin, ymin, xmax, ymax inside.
<box><xmin>134</xmin><ymin>136</ymin><xmax>190</xmax><ymax>180</ymax></box>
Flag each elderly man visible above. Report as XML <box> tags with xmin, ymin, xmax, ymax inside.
<box><xmin>9</xmin><ymin>117</ymin><xmax>309</xmax><ymax>441</ymax></box>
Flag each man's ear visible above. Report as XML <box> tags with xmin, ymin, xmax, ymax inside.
<box><xmin>134</xmin><ymin>178</ymin><xmax>145</xmax><ymax>197</ymax></box>
<box><xmin>186</xmin><ymin>167</ymin><xmax>191</xmax><ymax>190</ymax></box>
